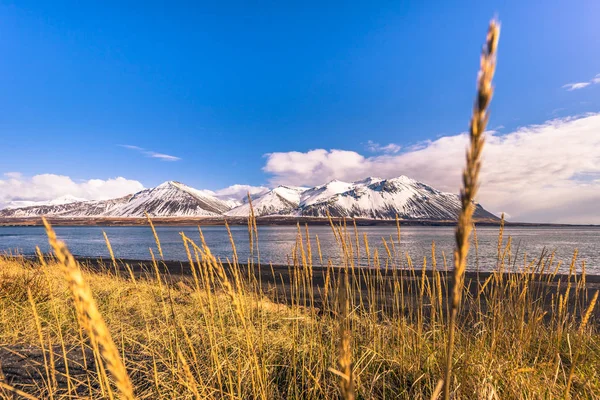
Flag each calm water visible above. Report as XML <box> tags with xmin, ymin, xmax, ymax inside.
<box><xmin>1</xmin><ymin>225</ymin><xmax>599</xmax><ymax>274</ymax></box>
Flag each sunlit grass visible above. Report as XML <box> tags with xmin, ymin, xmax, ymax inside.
<box><xmin>1</xmin><ymin>17</ymin><xmax>599</xmax><ymax>400</ymax></box>
<box><xmin>0</xmin><ymin>213</ymin><xmax>598</xmax><ymax>399</ymax></box>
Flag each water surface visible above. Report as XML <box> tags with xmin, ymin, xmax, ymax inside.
<box><xmin>1</xmin><ymin>225</ymin><xmax>598</xmax><ymax>274</ymax></box>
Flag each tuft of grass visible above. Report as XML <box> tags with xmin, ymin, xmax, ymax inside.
<box><xmin>443</xmin><ymin>18</ymin><xmax>500</xmax><ymax>400</ymax></box>
<box><xmin>42</xmin><ymin>218</ymin><xmax>135</xmax><ymax>400</ymax></box>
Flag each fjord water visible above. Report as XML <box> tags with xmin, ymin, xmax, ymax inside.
<box><xmin>1</xmin><ymin>225</ymin><xmax>598</xmax><ymax>274</ymax></box>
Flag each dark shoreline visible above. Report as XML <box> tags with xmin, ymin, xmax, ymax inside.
<box><xmin>15</xmin><ymin>253</ymin><xmax>600</xmax><ymax>282</ymax></box>
<box><xmin>73</xmin><ymin>256</ymin><xmax>600</xmax><ymax>283</ymax></box>
<box><xmin>1</xmin><ymin>216</ymin><xmax>597</xmax><ymax>228</ymax></box>
<box><xmin>69</xmin><ymin>256</ymin><xmax>600</xmax><ymax>321</ymax></box>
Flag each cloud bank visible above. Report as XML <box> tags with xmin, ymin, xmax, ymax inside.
<box><xmin>263</xmin><ymin>114</ymin><xmax>600</xmax><ymax>223</ymax></box>
<box><xmin>0</xmin><ymin>173</ymin><xmax>144</xmax><ymax>209</ymax></box>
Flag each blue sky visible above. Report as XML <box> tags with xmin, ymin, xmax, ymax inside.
<box><xmin>1</xmin><ymin>1</ymin><xmax>600</xmax><ymax>222</ymax></box>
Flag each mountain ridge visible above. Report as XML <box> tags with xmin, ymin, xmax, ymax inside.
<box><xmin>0</xmin><ymin>177</ymin><xmax>499</xmax><ymax>221</ymax></box>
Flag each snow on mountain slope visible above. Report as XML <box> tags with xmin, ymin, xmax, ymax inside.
<box><xmin>226</xmin><ymin>178</ymin><xmax>386</xmax><ymax>218</ymax></box>
<box><xmin>298</xmin><ymin>177</ymin><xmax>388</xmax><ymax>208</ymax></box>
<box><xmin>225</xmin><ymin>185</ymin><xmax>309</xmax><ymax>217</ymax></box>
<box><xmin>108</xmin><ymin>181</ymin><xmax>232</xmax><ymax>217</ymax></box>
<box><xmin>210</xmin><ymin>184</ymin><xmax>270</xmax><ymax>208</ymax></box>
<box><xmin>0</xmin><ymin>181</ymin><xmax>233</xmax><ymax>218</ymax></box>
<box><xmin>353</xmin><ymin>176</ymin><xmax>384</xmax><ymax>187</ymax></box>
<box><xmin>0</xmin><ymin>177</ymin><xmax>498</xmax><ymax>220</ymax></box>
<box><xmin>299</xmin><ymin>180</ymin><xmax>355</xmax><ymax>208</ymax></box>
<box><xmin>300</xmin><ymin>176</ymin><xmax>496</xmax><ymax>220</ymax></box>
<box><xmin>218</xmin><ymin>198</ymin><xmax>244</xmax><ymax>209</ymax></box>
<box><xmin>49</xmin><ymin>195</ymin><xmax>88</xmax><ymax>205</ymax></box>
<box><xmin>3</xmin><ymin>195</ymin><xmax>88</xmax><ymax>210</ymax></box>
<box><xmin>0</xmin><ymin>195</ymin><xmax>132</xmax><ymax>217</ymax></box>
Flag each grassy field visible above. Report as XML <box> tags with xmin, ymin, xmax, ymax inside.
<box><xmin>0</xmin><ymin>215</ymin><xmax>598</xmax><ymax>399</ymax></box>
<box><xmin>0</xmin><ymin>19</ymin><xmax>598</xmax><ymax>400</ymax></box>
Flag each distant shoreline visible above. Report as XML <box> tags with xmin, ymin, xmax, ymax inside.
<box><xmin>13</xmin><ymin>255</ymin><xmax>600</xmax><ymax>289</ymax></box>
<box><xmin>0</xmin><ymin>216</ymin><xmax>597</xmax><ymax>228</ymax></box>
<box><xmin>39</xmin><ymin>256</ymin><xmax>600</xmax><ymax>307</ymax></box>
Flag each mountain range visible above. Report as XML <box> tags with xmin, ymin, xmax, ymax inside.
<box><xmin>0</xmin><ymin>177</ymin><xmax>498</xmax><ymax>220</ymax></box>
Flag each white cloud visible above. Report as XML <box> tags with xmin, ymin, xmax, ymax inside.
<box><xmin>121</xmin><ymin>145</ymin><xmax>143</xmax><ymax>150</ymax></box>
<box><xmin>0</xmin><ymin>174</ymin><xmax>144</xmax><ymax>209</ymax></box>
<box><xmin>148</xmin><ymin>152</ymin><xmax>181</xmax><ymax>161</ymax></box>
<box><xmin>120</xmin><ymin>145</ymin><xmax>181</xmax><ymax>161</ymax></box>
<box><xmin>562</xmin><ymin>73</ymin><xmax>600</xmax><ymax>91</ymax></box>
<box><xmin>365</xmin><ymin>140</ymin><xmax>402</xmax><ymax>154</ymax></box>
<box><xmin>263</xmin><ymin>113</ymin><xmax>600</xmax><ymax>223</ymax></box>
<box><xmin>562</xmin><ymin>82</ymin><xmax>591</xmax><ymax>91</ymax></box>
<box><xmin>211</xmin><ymin>184</ymin><xmax>270</xmax><ymax>202</ymax></box>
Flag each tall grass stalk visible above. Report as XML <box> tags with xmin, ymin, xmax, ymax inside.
<box><xmin>443</xmin><ymin>18</ymin><xmax>500</xmax><ymax>400</ymax></box>
<box><xmin>42</xmin><ymin>218</ymin><xmax>135</xmax><ymax>400</ymax></box>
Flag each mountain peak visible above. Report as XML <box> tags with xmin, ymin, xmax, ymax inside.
<box><xmin>387</xmin><ymin>175</ymin><xmax>416</xmax><ymax>185</ymax></box>
<box><xmin>156</xmin><ymin>180</ymin><xmax>181</xmax><ymax>189</ymax></box>
<box><xmin>324</xmin><ymin>179</ymin><xmax>351</xmax><ymax>186</ymax></box>
<box><xmin>275</xmin><ymin>184</ymin><xmax>307</xmax><ymax>190</ymax></box>
<box><xmin>225</xmin><ymin>185</ymin><xmax>305</xmax><ymax>217</ymax></box>
<box><xmin>112</xmin><ymin>180</ymin><xmax>232</xmax><ymax>217</ymax></box>
<box><xmin>354</xmin><ymin>176</ymin><xmax>383</xmax><ymax>186</ymax></box>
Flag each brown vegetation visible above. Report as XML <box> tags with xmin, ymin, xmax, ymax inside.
<box><xmin>0</xmin><ymin>18</ymin><xmax>598</xmax><ymax>400</ymax></box>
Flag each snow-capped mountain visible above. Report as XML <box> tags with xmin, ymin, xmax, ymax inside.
<box><xmin>0</xmin><ymin>177</ymin><xmax>498</xmax><ymax>220</ymax></box>
<box><xmin>0</xmin><ymin>195</ymin><xmax>132</xmax><ymax>217</ymax></box>
<box><xmin>299</xmin><ymin>179</ymin><xmax>356</xmax><ymax>208</ymax></box>
<box><xmin>3</xmin><ymin>195</ymin><xmax>88</xmax><ymax>210</ymax></box>
<box><xmin>209</xmin><ymin>184</ymin><xmax>270</xmax><ymax>208</ymax></box>
<box><xmin>224</xmin><ymin>185</ymin><xmax>309</xmax><ymax>217</ymax></box>
<box><xmin>0</xmin><ymin>181</ymin><xmax>233</xmax><ymax>218</ymax></box>
<box><xmin>298</xmin><ymin>176</ymin><xmax>495</xmax><ymax>220</ymax></box>
<box><xmin>108</xmin><ymin>181</ymin><xmax>232</xmax><ymax>217</ymax></box>
<box><xmin>223</xmin><ymin>176</ymin><xmax>495</xmax><ymax>220</ymax></box>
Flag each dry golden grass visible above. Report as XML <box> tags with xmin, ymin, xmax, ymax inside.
<box><xmin>42</xmin><ymin>218</ymin><xmax>135</xmax><ymax>400</ymax></box>
<box><xmin>0</xmin><ymin>17</ymin><xmax>599</xmax><ymax>400</ymax></box>
<box><xmin>0</xmin><ymin>215</ymin><xmax>599</xmax><ymax>399</ymax></box>
<box><xmin>0</xmin><ymin>217</ymin><xmax>600</xmax><ymax>399</ymax></box>
<box><xmin>444</xmin><ymin>19</ymin><xmax>500</xmax><ymax>400</ymax></box>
